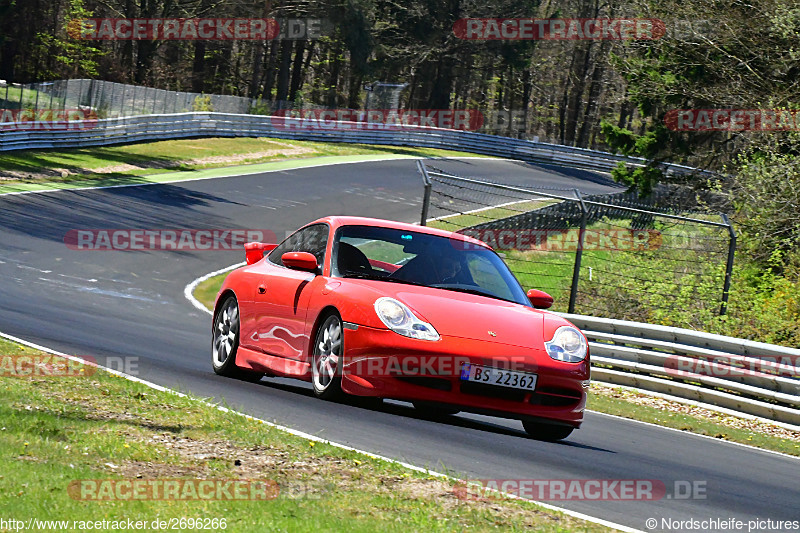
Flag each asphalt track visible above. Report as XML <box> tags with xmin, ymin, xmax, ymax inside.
<box><xmin>1</xmin><ymin>157</ymin><xmax>797</xmax><ymax>532</ymax></box>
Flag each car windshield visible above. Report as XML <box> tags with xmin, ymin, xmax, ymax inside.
<box><xmin>333</xmin><ymin>225</ymin><xmax>532</xmax><ymax>306</ymax></box>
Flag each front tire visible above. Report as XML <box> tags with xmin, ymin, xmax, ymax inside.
<box><xmin>311</xmin><ymin>313</ymin><xmax>345</xmax><ymax>400</ymax></box>
<box><xmin>522</xmin><ymin>420</ymin><xmax>574</xmax><ymax>441</ymax></box>
<box><xmin>212</xmin><ymin>295</ymin><xmax>263</xmax><ymax>382</ymax></box>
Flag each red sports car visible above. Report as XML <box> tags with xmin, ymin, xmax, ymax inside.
<box><xmin>212</xmin><ymin>216</ymin><xmax>590</xmax><ymax>440</ymax></box>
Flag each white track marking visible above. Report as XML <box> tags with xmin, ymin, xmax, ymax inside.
<box><xmin>184</xmin><ymin>262</ymin><xmax>245</xmax><ymax>315</ymax></box>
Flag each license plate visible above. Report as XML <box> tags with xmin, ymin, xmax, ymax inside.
<box><xmin>460</xmin><ymin>364</ymin><xmax>537</xmax><ymax>391</ymax></box>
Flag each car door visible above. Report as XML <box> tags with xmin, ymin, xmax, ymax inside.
<box><xmin>250</xmin><ymin>223</ymin><xmax>329</xmax><ymax>360</ymax></box>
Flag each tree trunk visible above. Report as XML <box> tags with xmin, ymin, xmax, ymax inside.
<box><xmin>428</xmin><ymin>58</ymin><xmax>453</xmax><ymax>109</ymax></box>
<box><xmin>521</xmin><ymin>68</ymin><xmax>532</xmax><ymax>136</ymax></box>
<box><xmin>288</xmin><ymin>40</ymin><xmax>307</xmax><ymax>102</ymax></box>
<box><xmin>191</xmin><ymin>42</ymin><xmax>206</xmax><ymax>93</ymax></box>
<box><xmin>262</xmin><ymin>40</ymin><xmax>280</xmax><ymax>101</ymax></box>
<box><xmin>275</xmin><ymin>41</ymin><xmax>293</xmax><ymax>107</ymax></box>
<box><xmin>249</xmin><ymin>42</ymin><xmax>265</xmax><ymax>98</ymax></box>
<box><xmin>326</xmin><ymin>42</ymin><xmax>343</xmax><ymax>108</ymax></box>
<box><xmin>576</xmin><ymin>40</ymin><xmax>610</xmax><ymax>148</ymax></box>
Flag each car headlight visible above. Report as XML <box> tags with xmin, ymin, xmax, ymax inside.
<box><xmin>545</xmin><ymin>326</ymin><xmax>587</xmax><ymax>362</ymax></box>
<box><xmin>374</xmin><ymin>297</ymin><xmax>440</xmax><ymax>341</ymax></box>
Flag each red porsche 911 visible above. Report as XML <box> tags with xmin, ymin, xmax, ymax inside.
<box><xmin>212</xmin><ymin>216</ymin><xmax>590</xmax><ymax>440</ymax></box>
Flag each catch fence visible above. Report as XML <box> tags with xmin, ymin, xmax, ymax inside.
<box><xmin>0</xmin><ymin>79</ymin><xmax>252</xmax><ymax>118</ymax></box>
<box><xmin>418</xmin><ymin>162</ymin><xmax>736</xmax><ymax>326</ymax></box>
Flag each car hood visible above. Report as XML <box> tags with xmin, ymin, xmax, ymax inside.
<box><xmin>390</xmin><ymin>287</ymin><xmax>546</xmax><ymax>348</ymax></box>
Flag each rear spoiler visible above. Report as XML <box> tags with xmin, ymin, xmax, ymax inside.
<box><xmin>245</xmin><ymin>242</ymin><xmax>278</xmax><ymax>265</ymax></box>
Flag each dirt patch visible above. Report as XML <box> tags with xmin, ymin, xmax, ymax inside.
<box><xmin>90</xmin><ymin>144</ymin><xmax>314</xmax><ymax>175</ymax></box>
<box><xmin>107</xmin><ymin>432</ymin><xmax>591</xmax><ymax>529</ymax></box>
<box><xmin>114</xmin><ymin>435</ymin><xmax>353</xmax><ymax>500</ymax></box>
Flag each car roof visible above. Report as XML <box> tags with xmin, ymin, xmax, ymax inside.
<box><xmin>313</xmin><ymin>216</ymin><xmax>491</xmax><ymax>250</ymax></box>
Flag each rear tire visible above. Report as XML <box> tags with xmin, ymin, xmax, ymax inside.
<box><xmin>212</xmin><ymin>295</ymin><xmax>263</xmax><ymax>382</ymax></box>
<box><xmin>311</xmin><ymin>313</ymin><xmax>345</xmax><ymax>400</ymax></box>
<box><xmin>522</xmin><ymin>420</ymin><xmax>574</xmax><ymax>441</ymax></box>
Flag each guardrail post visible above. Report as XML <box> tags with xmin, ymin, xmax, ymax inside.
<box><xmin>418</xmin><ymin>160</ymin><xmax>432</xmax><ymax>226</ymax></box>
<box><xmin>568</xmin><ymin>188</ymin><xmax>588</xmax><ymax>314</ymax></box>
<box><xmin>720</xmin><ymin>213</ymin><xmax>736</xmax><ymax>315</ymax></box>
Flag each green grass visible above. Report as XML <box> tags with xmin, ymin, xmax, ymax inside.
<box><xmin>0</xmin><ymin>85</ymin><xmax>55</xmax><ymax>109</ymax></box>
<box><xmin>194</xmin><ymin>273</ymin><xmax>230</xmax><ymax>312</ymax></box>
<box><xmin>428</xmin><ymin>200</ymin><xmax>557</xmax><ymax>232</ymax></box>
<box><xmin>0</xmin><ymin>337</ymin><xmax>612</xmax><ymax>532</ymax></box>
<box><xmin>0</xmin><ymin>136</ymin><xmax>486</xmax><ymax>184</ymax></box>
<box><xmin>356</xmin><ymin>240</ymin><xmax>410</xmax><ymax>265</ymax></box>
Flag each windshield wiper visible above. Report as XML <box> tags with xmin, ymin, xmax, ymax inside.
<box><xmin>342</xmin><ymin>274</ymin><xmax>425</xmax><ymax>286</ymax></box>
<box><xmin>432</xmin><ymin>285</ymin><xmax>511</xmax><ymax>303</ymax></box>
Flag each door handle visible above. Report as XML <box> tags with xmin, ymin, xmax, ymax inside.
<box><xmin>257</xmin><ymin>285</ymin><xmax>267</xmax><ymax>294</ymax></box>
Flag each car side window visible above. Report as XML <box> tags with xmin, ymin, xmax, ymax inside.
<box><xmin>268</xmin><ymin>223</ymin><xmax>329</xmax><ymax>266</ymax></box>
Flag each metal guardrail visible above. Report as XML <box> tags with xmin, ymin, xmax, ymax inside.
<box><xmin>0</xmin><ymin>112</ymin><xmax>711</xmax><ymax>178</ymax></box>
<box><xmin>558</xmin><ymin>313</ymin><xmax>800</xmax><ymax>426</ymax></box>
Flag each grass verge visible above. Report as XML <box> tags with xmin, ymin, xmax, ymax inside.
<box><xmin>0</xmin><ymin>337</ymin><xmax>611</xmax><ymax>532</ymax></box>
<box><xmin>588</xmin><ymin>384</ymin><xmax>799</xmax><ymax>455</ymax></box>
<box><xmin>193</xmin><ymin>272</ymin><xmax>231</xmax><ymax>315</ymax></box>
<box><xmin>0</xmin><ymin>136</ymin><xmax>486</xmax><ymax>186</ymax></box>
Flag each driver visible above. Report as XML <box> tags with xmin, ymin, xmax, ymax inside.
<box><xmin>438</xmin><ymin>253</ymin><xmax>463</xmax><ymax>284</ymax></box>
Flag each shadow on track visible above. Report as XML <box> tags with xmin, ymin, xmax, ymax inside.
<box><xmin>224</xmin><ymin>376</ymin><xmax>613</xmax><ymax>453</ymax></box>
<box><xmin>0</xmin><ymin>182</ymin><xmax>245</xmax><ymax>246</ymax></box>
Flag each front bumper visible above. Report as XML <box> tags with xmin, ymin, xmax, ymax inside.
<box><xmin>341</xmin><ymin>325</ymin><xmax>589</xmax><ymax>427</ymax></box>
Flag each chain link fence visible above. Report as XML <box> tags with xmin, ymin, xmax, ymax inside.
<box><xmin>0</xmin><ymin>79</ymin><xmax>569</xmax><ymax>140</ymax></box>
<box><xmin>418</xmin><ymin>162</ymin><xmax>735</xmax><ymax>327</ymax></box>
<box><xmin>0</xmin><ymin>79</ymin><xmax>253</xmax><ymax>118</ymax></box>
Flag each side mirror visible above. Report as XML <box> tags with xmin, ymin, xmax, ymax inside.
<box><xmin>527</xmin><ymin>289</ymin><xmax>554</xmax><ymax>309</ymax></box>
<box><xmin>282</xmin><ymin>251</ymin><xmax>318</xmax><ymax>273</ymax></box>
